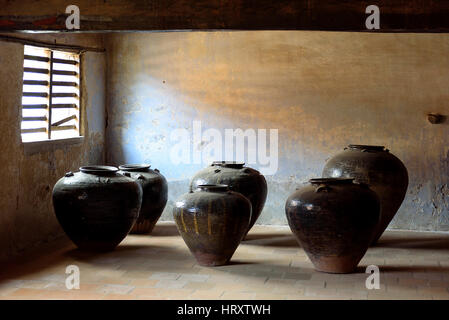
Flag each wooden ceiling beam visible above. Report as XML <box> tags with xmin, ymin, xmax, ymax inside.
<box><xmin>0</xmin><ymin>0</ymin><xmax>448</xmax><ymax>32</ymax></box>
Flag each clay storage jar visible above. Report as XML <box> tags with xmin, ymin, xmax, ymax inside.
<box><xmin>118</xmin><ymin>164</ymin><xmax>168</xmax><ymax>234</ymax></box>
<box><xmin>173</xmin><ymin>184</ymin><xmax>252</xmax><ymax>266</ymax></box>
<box><xmin>190</xmin><ymin>161</ymin><xmax>267</xmax><ymax>237</ymax></box>
<box><xmin>322</xmin><ymin>145</ymin><xmax>408</xmax><ymax>244</ymax></box>
<box><xmin>52</xmin><ymin>166</ymin><xmax>142</xmax><ymax>251</ymax></box>
<box><xmin>286</xmin><ymin>178</ymin><xmax>380</xmax><ymax>273</ymax></box>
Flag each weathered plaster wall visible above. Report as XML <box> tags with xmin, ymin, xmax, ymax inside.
<box><xmin>0</xmin><ymin>33</ymin><xmax>106</xmax><ymax>262</ymax></box>
<box><xmin>105</xmin><ymin>31</ymin><xmax>449</xmax><ymax>232</ymax></box>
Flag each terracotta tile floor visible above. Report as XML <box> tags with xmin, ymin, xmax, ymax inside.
<box><xmin>1</xmin><ymin>222</ymin><xmax>449</xmax><ymax>300</ymax></box>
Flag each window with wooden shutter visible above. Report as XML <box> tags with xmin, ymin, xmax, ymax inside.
<box><xmin>21</xmin><ymin>45</ymin><xmax>80</xmax><ymax>142</ymax></box>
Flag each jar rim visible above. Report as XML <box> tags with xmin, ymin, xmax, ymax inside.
<box><xmin>309</xmin><ymin>178</ymin><xmax>354</xmax><ymax>185</ymax></box>
<box><xmin>196</xmin><ymin>184</ymin><xmax>229</xmax><ymax>192</ymax></box>
<box><xmin>118</xmin><ymin>164</ymin><xmax>151</xmax><ymax>171</ymax></box>
<box><xmin>347</xmin><ymin>144</ymin><xmax>385</xmax><ymax>151</ymax></box>
<box><xmin>80</xmin><ymin>165</ymin><xmax>118</xmax><ymax>174</ymax></box>
<box><xmin>211</xmin><ymin>161</ymin><xmax>245</xmax><ymax>168</ymax></box>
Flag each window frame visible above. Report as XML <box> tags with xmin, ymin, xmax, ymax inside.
<box><xmin>21</xmin><ymin>45</ymin><xmax>83</xmax><ymax>145</ymax></box>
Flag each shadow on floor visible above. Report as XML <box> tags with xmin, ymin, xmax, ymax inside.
<box><xmin>149</xmin><ymin>224</ymin><xmax>180</xmax><ymax>237</ymax></box>
<box><xmin>242</xmin><ymin>234</ymin><xmax>300</xmax><ymax>248</ymax></box>
<box><xmin>209</xmin><ymin>261</ymin><xmax>449</xmax><ymax>280</ymax></box>
<box><xmin>379</xmin><ymin>265</ymin><xmax>449</xmax><ymax>273</ymax></box>
<box><xmin>62</xmin><ymin>244</ymin><xmax>169</xmax><ymax>261</ymax></box>
<box><xmin>224</xmin><ymin>261</ymin><xmax>254</xmax><ymax>266</ymax></box>
<box><xmin>244</xmin><ymin>232</ymin><xmax>291</xmax><ymax>241</ymax></box>
<box><xmin>61</xmin><ymin>241</ymin><xmax>195</xmax><ymax>267</ymax></box>
<box><xmin>0</xmin><ymin>242</ymin><xmax>192</xmax><ymax>282</ymax></box>
<box><xmin>375</xmin><ymin>235</ymin><xmax>449</xmax><ymax>250</ymax></box>
<box><xmin>208</xmin><ymin>261</ymin><xmax>317</xmax><ymax>279</ymax></box>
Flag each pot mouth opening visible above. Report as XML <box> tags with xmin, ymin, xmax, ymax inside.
<box><xmin>80</xmin><ymin>165</ymin><xmax>118</xmax><ymax>174</ymax></box>
<box><xmin>211</xmin><ymin>161</ymin><xmax>245</xmax><ymax>168</ymax></box>
<box><xmin>347</xmin><ymin>144</ymin><xmax>385</xmax><ymax>151</ymax></box>
<box><xmin>309</xmin><ymin>178</ymin><xmax>354</xmax><ymax>185</ymax></box>
<box><xmin>196</xmin><ymin>184</ymin><xmax>229</xmax><ymax>192</ymax></box>
<box><xmin>118</xmin><ymin>164</ymin><xmax>151</xmax><ymax>171</ymax></box>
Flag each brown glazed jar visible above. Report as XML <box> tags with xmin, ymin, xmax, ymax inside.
<box><xmin>52</xmin><ymin>166</ymin><xmax>142</xmax><ymax>251</ymax></box>
<box><xmin>322</xmin><ymin>145</ymin><xmax>408</xmax><ymax>244</ymax></box>
<box><xmin>190</xmin><ymin>161</ymin><xmax>267</xmax><ymax>236</ymax></box>
<box><xmin>118</xmin><ymin>164</ymin><xmax>168</xmax><ymax>234</ymax></box>
<box><xmin>286</xmin><ymin>178</ymin><xmax>380</xmax><ymax>273</ymax></box>
<box><xmin>173</xmin><ymin>184</ymin><xmax>252</xmax><ymax>266</ymax></box>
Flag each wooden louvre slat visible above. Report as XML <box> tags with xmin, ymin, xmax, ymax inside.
<box><xmin>21</xmin><ymin>128</ymin><xmax>47</xmax><ymax>134</ymax></box>
<box><xmin>51</xmin><ymin>104</ymin><xmax>77</xmax><ymax>109</ymax></box>
<box><xmin>22</xmin><ymin>116</ymin><xmax>47</xmax><ymax>121</ymax></box>
<box><xmin>52</xmin><ymin>58</ymin><xmax>78</xmax><ymax>65</ymax></box>
<box><xmin>23</xmin><ymin>80</ymin><xmax>49</xmax><ymax>86</ymax></box>
<box><xmin>52</xmin><ymin>81</ymin><xmax>78</xmax><ymax>87</ymax></box>
<box><xmin>51</xmin><ymin>104</ymin><xmax>78</xmax><ymax>109</ymax></box>
<box><xmin>23</xmin><ymin>67</ymin><xmax>49</xmax><ymax>74</ymax></box>
<box><xmin>51</xmin><ymin>93</ymin><xmax>78</xmax><ymax>98</ymax></box>
<box><xmin>24</xmin><ymin>55</ymin><xmax>50</xmax><ymax>63</ymax></box>
<box><xmin>52</xmin><ymin>115</ymin><xmax>77</xmax><ymax>127</ymax></box>
<box><xmin>23</xmin><ymin>92</ymin><xmax>48</xmax><ymax>97</ymax></box>
<box><xmin>22</xmin><ymin>104</ymin><xmax>48</xmax><ymax>109</ymax></box>
<box><xmin>52</xmin><ymin>70</ymin><xmax>78</xmax><ymax>76</ymax></box>
<box><xmin>51</xmin><ymin>125</ymin><xmax>77</xmax><ymax>131</ymax></box>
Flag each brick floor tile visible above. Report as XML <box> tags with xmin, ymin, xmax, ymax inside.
<box><xmin>102</xmin><ymin>294</ymin><xmax>137</xmax><ymax>300</ymax></box>
<box><xmin>7</xmin><ymin>288</ymin><xmax>43</xmax><ymax>299</ymax></box>
<box><xmin>149</xmin><ymin>272</ymin><xmax>180</xmax><ymax>280</ymax></box>
<box><xmin>128</xmin><ymin>279</ymin><xmax>159</xmax><ymax>287</ymax></box>
<box><xmin>97</xmin><ymin>284</ymin><xmax>135</xmax><ymax>295</ymax></box>
<box><xmin>189</xmin><ymin>290</ymin><xmax>224</xmax><ymax>300</ymax></box>
<box><xmin>178</xmin><ymin>274</ymin><xmax>210</xmax><ymax>282</ymax></box>
<box><xmin>255</xmin><ymin>293</ymin><xmax>287</xmax><ymax>300</ymax></box>
<box><xmin>130</xmin><ymin>287</ymin><xmax>160</xmax><ymax>297</ymax></box>
<box><xmin>221</xmin><ymin>292</ymin><xmax>256</xmax><ymax>300</ymax></box>
<box><xmin>183</xmin><ymin>281</ymin><xmax>216</xmax><ymax>290</ymax></box>
<box><xmin>0</xmin><ymin>286</ymin><xmax>20</xmax><ymax>297</ymax></box>
<box><xmin>153</xmin><ymin>279</ymin><xmax>188</xmax><ymax>289</ymax></box>
<box><xmin>304</xmin><ymin>287</ymin><xmax>338</xmax><ymax>297</ymax></box>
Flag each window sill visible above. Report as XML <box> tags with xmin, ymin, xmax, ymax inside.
<box><xmin>23</xmin><ymin>136</ymin><xmax>84</xmax><ymax>155</ymax></box>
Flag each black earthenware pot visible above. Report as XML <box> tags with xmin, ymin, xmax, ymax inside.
<box><xmin>173</xmin><ymin>184</ymin><xmax>252</xmax><ymax>266</ymax></box>
<box><xmin>322</xmin><ymin>145</ymin><xmax>408</xmax><ymax>244</ymax></box>
<box><xmin>52</xmin><ymin>165</ymin><xmax>142</xmax><ymax>251</ymax></box>
<box><xmin>286</xmin><ymin>178</ymin><xmax>380</xmax><ymax>273</ymax></box>
<box><xmin>118</xmin><ymin>164</ymin><xmax>168</xmax><ymax>234</ymax></box>
<box><xmin>190</xmin><ymin>161</ymin><xmax>267</xmax><ymax>236</ymax></box>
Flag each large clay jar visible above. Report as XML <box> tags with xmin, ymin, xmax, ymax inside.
<box><xmin>118</xmin><ymin>164</ymin><xmax>168</xmax><ymax>234</ymax></box>
<box><xmin>322</xmin><ymin>145</ymin><xmax>408</xmax><ymax>244</ymax></box>
<box><xmin>173</xmin><ymin>184</ymin><xmax>252</xmax><ymax>266</ymax></box>
<box><xmin>286</xmin><ymin>178</ymin><xmax>380</xmax><ymax>273</ymax></box>
<box><xmin>190</xmin><ymin>161</ymin><xmax>267</xmax><ymax>236</ymax></box>
<box><xmin>52</xmin><ymin>166</ymin><xmax>142</xmax><ymax>251</ymax></box>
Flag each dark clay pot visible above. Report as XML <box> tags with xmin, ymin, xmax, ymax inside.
<box><xmin>190</xmin><ymin>161</ymin><xmax>267</xmax><ymax>236</ymax></box>
<box><xmin>173</xmin><ymin>184</ymin><xmax>252</xmax><ymax>266</ymax></box>
<box><xmin>322</xmin><ymin>145</ymin><xmax>408</xmax><ymax>244</ymax></box>
<box><xmin>118</xmin><ymin>164</ymin><xmax>168</xmax><ymax>234</ymax></box>
<box><xmin>286</xmin><ymin>178</ymin><xmax>380</xmax><ymax>273</ymax></box>
<box><xmin>52</xmin><ymin>166</ymin><xmax>142</xmax><ymax>251</ymax></box>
